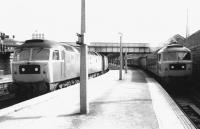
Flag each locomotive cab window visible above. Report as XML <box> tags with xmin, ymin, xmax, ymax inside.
<box><xmin>13</xmin><ymin>48</ymin><xmax>30</xmax><ymax>61</ymax></box>
<box><xmin>53</xmin><ymin>50</ymin><xmax>60</xmax><ymax>60</ymax></box>
<box><xmin>181</xmin><ymin>52</ymin><xmax>191</xmax><ymax>60</ymax></box>
<box><xmin>32</xmin><ymin>48</ymin><xmax>50</xmax><ymax>60</ymax></box>
<box><xmin>163</xmin><ymin>52</ymin><xmax>191</xmax><ymax>61</ymax></box>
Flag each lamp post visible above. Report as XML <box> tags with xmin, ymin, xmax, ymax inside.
<box><xmin>125</xmin><ymin>49</ymin><xmax>127</xmax><ymax>73</ymax></box>
<box><xmin>119</xmin><ymin>32</ymin><xmax>123</xmax><ymax>80</ymax></box>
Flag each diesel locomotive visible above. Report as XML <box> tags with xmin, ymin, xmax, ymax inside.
<box><xmin>138</xmin><ymin>43</ymin><xmax>192</xmax><ymax>81</ymax></box>
<box><xmin>8</xmin><ymin>39</ymin><xmax>108</xmax><ymax>97</ymax></box>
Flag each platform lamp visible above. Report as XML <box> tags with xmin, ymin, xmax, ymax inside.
<box><xmin>119</xmin><ymin>32</ymin><xmax>123</xmax><ymax>80</ymax></box>
<box><xmin>125</xmin><ymin>49</ymin><xmax>128</xmax><ymax>73</ymax></box>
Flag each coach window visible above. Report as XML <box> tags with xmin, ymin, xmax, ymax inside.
<box><xmin>53</xmin><ymin>50</ymin><xmax>59</xmax><ymax>60</ymax></box>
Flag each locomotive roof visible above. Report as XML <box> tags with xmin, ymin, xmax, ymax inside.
<box><xmin>17</xmin><ymin>39</ymin><xmax>100</xmax><ymax>54</ymax></box>
<box><xmin>158</xmin><ymin>44</ymin><xmax>191</xmax><ymax>53</ymax></box>
<box><xmin>16</xmin><ymin>39</ymin><xmax>75</xmax><ymax>50</ymax></box>
<box><xmin>17</xmin><ymin>39</ymin><xmax>61</xmax><ymax>48</ymax></box>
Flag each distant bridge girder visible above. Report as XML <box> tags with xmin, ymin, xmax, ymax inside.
<box><xmin>88</xmin><ymin>42</ymin><xmax>151</xmax><ymax>54</ymax></box>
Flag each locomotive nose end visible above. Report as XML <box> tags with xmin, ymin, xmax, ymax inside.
<box><xmin>12</xmin><ymin>62</ymin><xmax>49</xmax><ymax>83</ymax></box>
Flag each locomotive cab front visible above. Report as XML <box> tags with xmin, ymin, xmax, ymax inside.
<box><xmin>12</xmin><ymin>47</ymin><xmax>51</xmax><ymax>83</ymax></box>
<box><xmin>157</xmin><ymin>45</ymin><xmax>192</xmax><ymax>78</ymax></box>
<box><xmin>10</xmin><ymin>39</ymin><xmax>68</xmax><ymax>96</ymax></box>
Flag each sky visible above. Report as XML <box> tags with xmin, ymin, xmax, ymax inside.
<box><xmin>0</xmin><ymin>0</ymin><xmax>200</xmax><ymax>46</ymax></box>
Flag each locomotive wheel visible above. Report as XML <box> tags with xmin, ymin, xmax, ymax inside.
<box><xmin>67</xmin><ymin>81</ymin><xmax>71</xmax><ymax>86</ymax></box>
<box><xmin>75</xmin><ymin>79</ymin><xmax>80</xmax><ymax>84</ymax></box>
<box><xmin>56</xmin><ymin>84</ymin><xmax>64</xmax><ymax>89</ymax></box>
<box><xmin>71</xmin><ymin>80</ymin><xmax>75</xmax><ymax>85</ymax></box>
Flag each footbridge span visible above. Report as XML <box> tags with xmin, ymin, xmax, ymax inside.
<box><xmin>88</xmin><ymin>42</ymin><xmax>151</xmax><ymax>68</ymax></box>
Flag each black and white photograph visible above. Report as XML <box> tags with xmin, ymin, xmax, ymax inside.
<box><xmin>0</xmin><ymin>0</ymin><xmax>200</xmax><ymax>128</ymax></box>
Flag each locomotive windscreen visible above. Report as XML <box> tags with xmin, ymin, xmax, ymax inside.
<box><xmin>163</xmin><ymin>52</ymin><xmax>191</xmax><ymax>61</ymax></box>
<box><xmin>13</xmin><ymin>48</ymin><xmax>30</xmax><ymax>61</ymax></box>
<box><xmin>13</xmin><ymin>48</ymin><xmax>50</xmax><ymax>61</ymax></box>
<box><xmin>32</xmin><ymin>48</ymin><xmax>49</xmax><ymax>60</ymax></box>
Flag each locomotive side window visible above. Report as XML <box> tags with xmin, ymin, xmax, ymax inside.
<box><xmin>53</xmin><ymin>50</ymin><xmax>60</xmax><ymax>60</ymax></box>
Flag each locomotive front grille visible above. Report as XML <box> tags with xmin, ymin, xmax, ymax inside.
<box><xmin>19</xmin><ymin>65</ymin><xmax>40</xmax><ymax>74</ymax></box>
<box><xmin>169</xmin><ymin>64</ymin><xmax>186</xmax><ymax>70</ymax></box>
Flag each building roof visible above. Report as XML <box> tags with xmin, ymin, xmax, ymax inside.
<box><xmin>2</xmin><ymin>39</ymin><xmax>22</xmax><ymax>47</ymax></box>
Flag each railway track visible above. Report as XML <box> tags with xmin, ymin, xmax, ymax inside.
<box><xmin>175</xmin><ymin>96</ymin><xmax>200</xmax><ymax>128</ymax></box>
<box><xmin>0</xmin><ymin>79</ymin><xmax>24</xmax><ymax>109</ymax></box>
<box><xmin>165</xmin><ymin>84</ymin><xmax>200</xmax><ymax>129</ymax></box>
<box><xmin>0</xmin><ymin>94</ymin><xmax>22</xmax><ymax>109</ymax></box>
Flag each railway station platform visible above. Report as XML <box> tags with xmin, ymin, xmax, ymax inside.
<box><xmin>0</xmin><ymin>69</ymin><xmax>196</xmax><ymax>129</ymax></box>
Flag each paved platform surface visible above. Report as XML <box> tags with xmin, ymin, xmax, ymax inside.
<box><xmin>0</xmin><ymin>69</ymin><xmax>196</xmax><ymax>129</ymax></box>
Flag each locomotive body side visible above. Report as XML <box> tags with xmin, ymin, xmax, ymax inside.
<box><xmin>146</xmin><ymin>52</ymin><xmax>159</xmax><ymax>76</ymax></box>
<box><xmin>88</xmin><ymin>52</ymin><xmax>102</xmax><ymax>75</ymax></box>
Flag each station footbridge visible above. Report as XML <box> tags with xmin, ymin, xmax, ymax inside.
<box><xmin>88</xmin><ymin>42</ymin><xmax>151</xmax><ymax>67</ymax></box>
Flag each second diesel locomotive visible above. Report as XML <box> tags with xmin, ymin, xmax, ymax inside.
<box><xmin>9</xmin><ymin>39</ymin><xmax>108</xmax><ymax>97</ymax></box>
<box><xmin>138</xmin><ymin>43</ymin><xmax>192</xmax><ymax>81</ymax></box>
